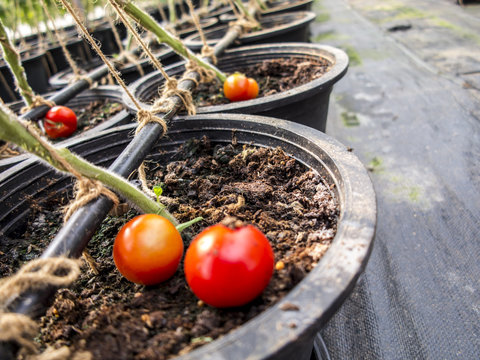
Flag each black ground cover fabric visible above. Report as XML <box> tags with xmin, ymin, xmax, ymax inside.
<box><xmin>312</xmin><ymin>0</ymin><xmax>480</xmax><ymax>358</ymax></box>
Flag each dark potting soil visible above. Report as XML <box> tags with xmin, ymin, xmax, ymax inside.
<box><xmin>74</xmin><ymin>100</ymin><xmax>124</xmax><ymax>133</ymax></box>
<box><xmin>1</xmin><ymin>137</ymin><xmax>338</xmax><ymax>359</ymax></box>
<box><xmin>191</xmin><ymin>57</ymin><xmax>332</xmax><ymax>107</ymax></box>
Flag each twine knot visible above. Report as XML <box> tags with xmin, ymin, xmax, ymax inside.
<box><xmin>0</xmin><ymin>257</ymin><xmax>82</xmax><ymax>357</ymax></box>
<box><xmin>64</xmin><ymin>178</ymin><xmax>120</xmax><ymax>222</ymax></box>
<box><xmin>20</xmin><ymin>95</ymin><xmax>56</xmax><ymax>114</ymax></box>
<box><xmin>201</xmin><ymin>45</ymin><xmax>217</xmax><ymax>64</ymax></box>
<box><xmin>136</xmin><ymin>109</ymin><xmax>168</xmax><ymax>135</ymax></box>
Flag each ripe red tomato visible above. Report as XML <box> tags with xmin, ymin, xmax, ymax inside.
<box><xmin>184</xmin><ymin>224</ymin><xmax>274</xmax><ymax>308</ymax></box>
<box><xmin>223</xmin><ymin>73</ymin><xmax>259</xmax><ymax>102</ymax></box>
<box><xmin>113</xmin><ymin>214</ymin><xmax>184</xmax><ymax>285</ymax></box>
<box><xmin>43</xmin><ymin>105</ymin><xmax>77</xmax><ymax>139</ymax></box>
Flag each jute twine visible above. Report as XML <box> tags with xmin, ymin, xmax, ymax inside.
<box><xmin>226</xmin><ymin>0</ymin><xmax>260</xmax><ymax>34</ymax></box>
<box><xmin>106</xmin><ymin>12</ymin><xmax>145</xmax><ymax>77</ymax></box>
<box><xmin>0</xmin><ymin>257</ymin><xmax>90</xmax><ymax>359</ymax></box>
<box><xmin>58</xmin><ymin>0</ymin><xmax>168</xmax><ymax>137</ymax></box>
<box><xmin>39</xmin><ymin>0</ymin><xmax>92</xmax><ymax>86</ymax></box>
<box><xmin>185</xmin><ymin>0</ymin><xmax>217</xmax><ymax>64</ymax></box>
<box><xmin>109</xmin><ymin>0</ymin><xmax>196</xmax><ymax>117</ymax></box>
<box><xmin>20</xmin><ymin>93</ymin><xmax>55</xmax><ymax>114</ymax></box>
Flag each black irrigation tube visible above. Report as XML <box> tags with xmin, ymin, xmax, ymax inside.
<box><xmin>20</xmin><ymin>64</ymin><xmax>109</xmax><ymax>122</ymax></box>
<box><xmin>0</xmin><ymin>24</ymin><xmax>244</xmax><ymax>360</ymax></box>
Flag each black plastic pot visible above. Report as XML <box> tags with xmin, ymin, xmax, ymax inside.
<box><xmin>0</xmin><ymin>51</ymin><xmax>51</xmax><ymax>103</ymax></box>
<box><xmin>0</xmin><ymin>113</ymin><xmax>375</xmax><ymax>360</ymax></box>
<box><xmin>45</xmin><ymin>36</ymin><xmax>91</xmax><ymax>74</ymax></box>
<box><xmin>184</xmin><ymin>11</ymin><xmax>316</xmax><ymax>50</ymax></box>
<box><xmin>48</xmin><ymin>45</ymin><xmax>178</xmax><ymax>90</ymax></box>
<box><xmin>0</xmin><ymin>86</ymin><xmax>132</xmax><ymax>173</ymax></box>
<box><xmin>125</xmin><ymin>43</ymin><xmax>348</xmax><ymax>131</ymax></box>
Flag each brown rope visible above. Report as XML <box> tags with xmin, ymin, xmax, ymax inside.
<box><xmin>0</xmin><ymin>258</ymin><xmax>81</xmax><ymax>306</ymax></box>
<box><xmin>57</xmin><ymin>0</ymin><xmax>141</xmax><ymax>110</ymax></box>
<box><xmin>226</xmin><ymin>0</ymin><xmax>260</xmax><ymax>34</ymax></box>
<box><xmin>137</xmin><ymin>162</ymin><xmax>156</xmax><ymax>199</ymax></box>
<box><xmin>40</xmin><ymin>0</ymin><xmax>84</xmax><ymax>81</ymax></box>
<box><xmin>109</xmin><ymin>0</ymin><xmax>195</xmax><ymax>118</ymax></box>
<box><xmin>185</xmin><ymin>59</ymin><xmax>216</xmax><ymax>84</ymax></box>
<box><xmin>0</xmin><ymin>257</ymin><xmax>87</xmax><ymax>359</ymax></box>
<box><xmin>185</xmin><ymin>0</ymin><xmax>217</xmax><ymax>64</ymax></box>
<box><xmin>20</xmin><ymin>94</ymin><xmax>56</xmax><ymax>114</ymax></box>
<box><xmin>64</xmin><ymin>178</ymin><xmax>120</xmax><ymax>222</ymax></box>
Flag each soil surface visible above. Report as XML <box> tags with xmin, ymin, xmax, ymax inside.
<box><xmin>192</xmin><ymin>57</ymin><xmax>332</xmax><ymax>107</ymax></box>
<box><xmin>1</xmin><ymin>137</ymin><xmax>339</xmax><ymax>359</ymax></box>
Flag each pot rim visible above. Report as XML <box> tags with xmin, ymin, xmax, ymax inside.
<box><xmin>124</xmin><ymin>42</ymin><xmax>348</xmax><ymax>115</ymax></box>
<box><xmin>262</xmin><ymin>0</ymin><xmax>314</xmax><ymax>15</ymax></box>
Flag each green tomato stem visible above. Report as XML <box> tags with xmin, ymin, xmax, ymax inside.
<box><xmin>0</xmin><ymin>18</ymin><xmax>35</xmax><ymax>106</ymax></box>
<box><xmin>176</xmin><ymin>216</ymin><xmax>203</xmax><ymax>233</ymax></box>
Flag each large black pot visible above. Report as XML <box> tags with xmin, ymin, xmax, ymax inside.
<box><xmin>0</xmin><ymin>51</ymin><xmax>51</xmax><ymax>103</ymax></box>
<box><xmin>0</xmin><ymin>86</ymin><xmax>132</xmax><ymax>173</ymax></box>
<box><xmin>0</xmin><ymin>113</ymin><xmax>375</xmax><ymax>360</ymax></box>
<box><xmin>184</xmin><ymin>11</ymin><xmax>316</xmax><ymax>50</ymax></box>
<box><xmin>45</xmin><ymin>36</ymin><xmax>91</xmax><ymax>74</ymax></box>
<box><xmin>124</xmin><ymin>43</ymin><xmax>348</xmax><ymax>131</ymax></box>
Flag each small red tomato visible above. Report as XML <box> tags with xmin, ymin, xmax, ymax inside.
<box><xmin>43</xmin><ymin>105</ymin><xmax>77</xmax><ymax>139</ymax></box>
<box><xmin>113</xmin><ymin>214</ymin><xmax>184</xmax><ymax>285</ymax></box>
<box><xmin>184</xmin><ymin>224</ymin><xmax>274</xmax><ymax>308</ymax></box>
<box><xmin>223</xmin><ymin>73</ymin><xmax>259</xmax><ymax>102</ymax></box>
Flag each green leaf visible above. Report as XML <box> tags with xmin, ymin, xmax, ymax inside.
<box><xmin>153</xmin><ymin>185</ymin><xmax>163</xmax><ymax>198</ymax></box>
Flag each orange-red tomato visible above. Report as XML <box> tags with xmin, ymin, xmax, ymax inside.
<box><xmin>223</xmin><ymin>73</ymin><xmax>259</xmax><ymax>102</ymax></box>
<box><xmin>184</xmin><ymin>224</ymin><xmax>274</xmax><ymax>308</ymax></box>
<box><xmin>113</xmin><ymin>214</ymin><xmax>184</xmax><ymax>285</ymax></box>
<box><xmin>43</xmin><ymin>105</ymin><xmax>77</xmax><ymax>139</ymax></box>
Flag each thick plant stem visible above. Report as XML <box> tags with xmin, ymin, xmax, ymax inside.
<box><xmin>0</xmin><ymin>18</ymin><xmax>34</xmax><ymax>106</ymax></box>
<box><xmin>0</xmin><ymin>104</ymin><xmax>178</xmax><ymax>225</ymax></box>
<box><xmin>115</xmin><ymin>0</ymin><xmax>227</xmax><ymax>82</ymax></box>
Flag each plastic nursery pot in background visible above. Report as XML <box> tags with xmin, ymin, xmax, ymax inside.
<box><xmin>0</xmin><ymin>51</ymin><xmax>51</xmax><ymax>103</ymax></box>
<box><xmin>125</xmin><ymin>43</ymin><xmax>348</xmax><ymax>132</ymax></box>
<box><xmin>45</xmin><ymin>36</ymin><xmax>91</xmax><ymax>74</ymax></box>
<box><xmin>185</xmin><ymin>11</ymin><xmax>316</xmax><ymax>50</ymax></box>
<box><xmin>0</xmin><ymin>85</ymin><xmax>132</xmax><ymax>173</ymax></box>
<box><xmin>0</xmin><ymin>113</ymin><xmax>375</xmax><ymax>360</ymax></box>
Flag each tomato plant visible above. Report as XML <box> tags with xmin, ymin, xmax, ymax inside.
<box><xmin>223</xmin><ymin>73</ymin><xmax>259</xmax><ymax>102</ymax></box>
<box><xmin>184</xmin><ymin>224</ymin><xmax>274</xmax><ymax>308</ymax></box>
<box><xmin>43</xmin><ymin>105</ymin><xmax>77</xmax><ymax>139</ymax></box>
<box><xmin>113</xmin><ymin>214</ymin><xmax>184</xmax><ymax>285</ymax></box>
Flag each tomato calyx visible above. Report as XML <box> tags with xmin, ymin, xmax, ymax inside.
<box><xmin>223</xmin><ymin>73</ymin><xmax>259</xmax><ymax>102</ymax></box>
